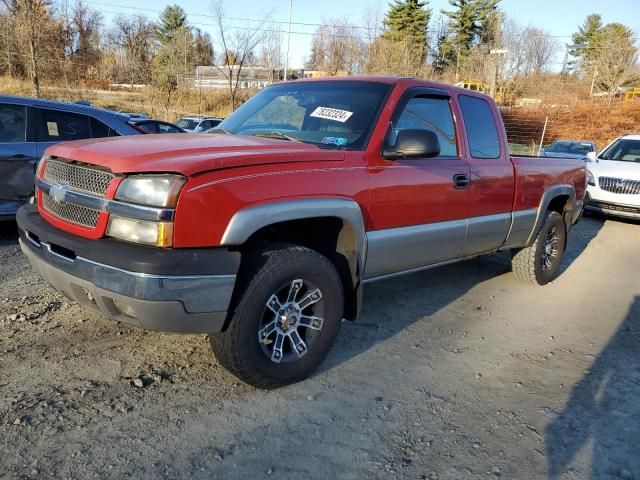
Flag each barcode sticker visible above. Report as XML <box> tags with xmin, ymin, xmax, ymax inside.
<box><xmin>310</xmin><ymin>107</ymin><xmax>353</xmax><ymax>123</ymax></box>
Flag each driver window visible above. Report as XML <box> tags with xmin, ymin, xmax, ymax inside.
<box><xmin>395</xmin><ymin>97</ymin><xmax>458</xmax><ymax>157</ymax></box>
<box><xmin>244</xmin><ymin>96</ymin><xmax>305</xmax><ymax>130</ymax></box>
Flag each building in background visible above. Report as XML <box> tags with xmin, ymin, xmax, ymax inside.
<box><xmin>179</xmin><ymin>66</ymin><xmax>306</xmax><ymax>90</ymax></box>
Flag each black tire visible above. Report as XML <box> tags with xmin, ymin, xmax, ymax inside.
<box><xmin>511</xmin><ymin>210</ymin><xmax>567</xmax><ymax>285</ymax></box>
<box><xmin>210</xmin><ymin>244</ymin><xmax>344</xmax><ymax>389</ymax></box>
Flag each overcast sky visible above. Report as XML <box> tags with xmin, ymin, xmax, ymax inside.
<box><xmin>90</xmin><ymin>0</ymin><xmax>640</xmax><ymax>69</ymax></box>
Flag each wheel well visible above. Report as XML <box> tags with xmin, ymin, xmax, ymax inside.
<box><xmin>547</xmin><ymin>195</ymin><xmax>570</xmax><ymax>215</ymax></box>
<box><xmin>546</xmin><ymin>194</ymin><xmax>573</xmax><ymax>250</ymax></box>
<box><xmin>239</xmin><ymin>217</ymin><xmax>359</xmax><ymax>321</ymax></box>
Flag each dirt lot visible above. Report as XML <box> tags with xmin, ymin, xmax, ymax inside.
<box><xmin>1</xmin><ymin>215</ymin><xmax>639</xmax><ymax>480</ymax></box>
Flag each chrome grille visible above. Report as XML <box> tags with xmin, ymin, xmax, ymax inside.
<box><xmin>43</xmin><ymin>158</ymin><xmax>115</xmax><ymax>196</ymax></box>
<box><xmin>599</xmin><ymin>176</ymin><xmax>640</xmax><ymax>195</ymax></box>
<box><xmin>42</xmin><ymin>192</ymin><xmax>99</xmax><ymax>228</ymax></box>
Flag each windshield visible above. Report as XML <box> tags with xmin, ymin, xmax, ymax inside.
<box><xmin>176</xmin><ymin>119</ymin><xmax>198</xmax><ymax>129</ymax></box>
<box><xmin>547</xmin><ymin>141</ymin><xmax>593</xmax><ymax>155</ymax></box>
<box><xmin>599</xmin><ymin>139</ymin><xmax>640</xmax><ymax>163</ymax></box>
<box><xmin>219</xmin><ymin>81</ymin><xmax>392</xmax><ymax>149</ymax></box>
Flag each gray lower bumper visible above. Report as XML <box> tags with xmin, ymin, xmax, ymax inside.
<box><xmin>584</xmin><ymin>203</ymin><xmax>640</xmax><ymax>220</ymax></box>
<box><xmin>20</xmin><ymin>237</ymin><xmax>236</xmax><ymax>333</ymax></box>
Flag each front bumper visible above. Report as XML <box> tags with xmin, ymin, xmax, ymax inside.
<box><xmin>0</xmin><ymin>199</ymin><xmax>26</xmax><ymax>221</ymax></box>
<box><xmin>17</xmin><ymin>205</ymin><xmax>240</xmax><ymax>333</ymax></box>
<box><xmin>584</xmin><ymin>192</ymin><xmax>640</xmax><ymax>220</ymax></box>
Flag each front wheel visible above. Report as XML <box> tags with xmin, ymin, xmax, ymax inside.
<box><xmin>210</xmin><ymin>244</ymin><xmax>344</xmax><ymax>389</ymax></box>
<box><xmin>511</xmin><ymin>210</ymin><xmax>567</xmax><ymax>285</ymax></box>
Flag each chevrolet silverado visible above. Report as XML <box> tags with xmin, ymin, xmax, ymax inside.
<box><xmin>17</xmin><ymin>77</ymin><xmax>586</xmax><ymax>388</ymax></box>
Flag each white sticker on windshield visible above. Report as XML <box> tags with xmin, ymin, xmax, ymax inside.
<box><xmin>310</xmin><ymin>107</ymin><xmax>353</xmax><ymax>123</ymax></box>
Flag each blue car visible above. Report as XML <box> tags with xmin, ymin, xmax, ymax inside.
<box><xmin>0</xmin><ymin>95</ymin><xmax>140</xmax><ymax>220</ymax></box>
<box><xmin>543</xmin><ymin>140</ymin><xmax>597</xmax><ymax>160</ymax></box>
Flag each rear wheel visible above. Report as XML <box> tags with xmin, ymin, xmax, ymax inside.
<box><xmin>210</xmin><ymin>244</ymin><xmax>344</xmax><ymax>389</ymax></box>
<box><xmin>511</xmin><ymin>210</ymin><xmax>567</xmax><ymax>285</ymax></box>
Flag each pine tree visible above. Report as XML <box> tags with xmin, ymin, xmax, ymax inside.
<box><xmin>442</xmin><ymin>0</ymin><xmax>499</xmax><ymax>55</ymax></box>
<box><xmin>156</xmin><ymin>5</ymin><xmax>187</xmax><ymax>45</ymax></box>
<box><xmin>568</xmin><ymin>14</ymin><xmax>603</xmax><ymax>73</ymax></box>
<box><xmin>382</xmin><ymin>0</ymin><xmax>432</xmax><ymax>67</ymax></box>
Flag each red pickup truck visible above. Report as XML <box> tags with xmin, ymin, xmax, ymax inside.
<box><xmin>17</xmin><ymin>77</ymin><xmax>586</xmax><ymax>388</ymax></box>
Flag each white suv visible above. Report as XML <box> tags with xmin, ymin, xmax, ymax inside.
<box><xmin>585</xmin><ymin>134</ymin><xmax>640</xmax><ymax>220</ymax></box>
<box><xmin>175</xmin><ymin>116</ymin><xmax>223</xmax><ymax>133</ymax></box>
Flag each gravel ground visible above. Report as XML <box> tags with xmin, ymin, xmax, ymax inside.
<box><xmin>1</xmin><ymin>215</ymin><xmax>639</xmax><ymax>480</ymax></box>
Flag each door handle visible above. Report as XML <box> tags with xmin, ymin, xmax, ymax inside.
<box><xmin>453</xmin><ymin>174</ymin><xmax>470</xmax><ymax>189</ymax></box>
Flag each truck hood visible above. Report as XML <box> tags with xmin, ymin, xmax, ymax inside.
<box><xmin>590</xmin><ymin>159</ymin><xmax>640</xmax><ymax>180</ymax></box>
<box><xmin>44</xmin><ymin>133</ymin><xmax>345</xmax><ymax>176</ymax></box>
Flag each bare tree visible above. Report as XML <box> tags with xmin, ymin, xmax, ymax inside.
<box><xmin>211</xmin><ymin>0</ymin><xmax>266</xmax><ymax>109</ymax></box>
<box><xmin>523</xmin><ymin>26</ymin><xmax>559</xmax><ymax>75</ymax></box>
<box><xmin>106</xmin><ymin>14</ymin><xmax>154</xmax><ymax>86</ymax></box>
<box><xmin>71</xmin><ymin>1</ymin><xmax>102</xmax><ymax>59</ymax></box>
<box><xmin>0</xmin><ymin>6</ymin><xmax>19</xmax><ymax>78</ymax></box>
<box><xmin>307</xmin><ymin>18</ymin><xmax>364</xmax><ymax>75</ymax></box>
<box><xmin>259</xmin><ymin>22</ymin><xmax>283</xmax><ymax>83</ymax></box>
<box><xmin>10</xmin><ymin>0</ymin><xmax>52</xmax><ymax>96</ymax></box>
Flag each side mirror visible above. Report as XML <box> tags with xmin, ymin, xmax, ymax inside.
<box><xmin>586</xmin><ymin>151</ymin><xmax>597</xmax><ymax>162</ymax></box>
<box><xmin>383</xmin><ymin>129</ymin><xmax>441</xmax><ymax>160</ymax></box>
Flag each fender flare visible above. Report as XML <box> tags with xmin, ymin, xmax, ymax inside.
<box><xmin>526</xmin><ymin>184</ymin><xmax>576</xmax><ymax>246</ymax></box>
<box><xmin>221</xmin><ymin>198</ymin><xmax>367</xmax><ymax>316</ymax></box>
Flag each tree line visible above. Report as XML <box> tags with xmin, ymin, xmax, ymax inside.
<box><xmin>0</xmin><ymin>0</ymin><xmax>637</xmax><ymax>106</ymax></box>
<box><xmin>306</xmin><ymin>0</ymin><xmax>639</xmax><ymax>100</ymax></box>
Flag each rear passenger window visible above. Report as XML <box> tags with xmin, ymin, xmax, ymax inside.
<box><xmin>394</xmin><ymin>97</ymin><xmax>458</xmax><ymax>157</ymax></box>
<box><xmin>37</xmin><ymin>109</ymin><xmax>91</xmax><ymax>141</ymax></box>
<box><xmin>0</xmin><ymin>104</ymin><xmax>27</xmax><ymax>143</ymax></box>
<box><xmin>459</xmin><ymin>95</ymin><xmax>501</xmax><ymax>159</ymax></box>
<box><xmin>90</xmin><ymin>117</ymin><xmax>117</xmax><ymax>137</ymax></box>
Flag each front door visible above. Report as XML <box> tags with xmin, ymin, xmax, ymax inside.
<box><xmin>0</xmin><ymin>103</ymin><xmax>38</xmax><ymax>208</ymax></box>
<box><xmin>365</xmin><ymin>89</ymin><xmax>470</xmax><ymax>280</ymax></box>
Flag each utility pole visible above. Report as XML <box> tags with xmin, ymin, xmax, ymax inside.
<box><xmin>184</xmin><ymin>28</ymin><xmax>188</xmax><ymax>89</ymax></box>
<box><xmin>489</xmin><ymin>12</ymin><xmax>504</xmax><ymax>100</ymax></box>
<box><xmin>283</xmin><ymin>0</ymin><xmax>292</xmax><ymax>81</ymax></box>
<box><xmin>590</xmin><ymin>66</ymin><xmax>598</xmax><ymax>97</ymax></box>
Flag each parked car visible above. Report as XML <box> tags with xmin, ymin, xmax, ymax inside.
<box><xmin>584</xmin><ymin>134</ymin><xmax>640</xmax><ymax>219</ymax></box>
<box><xmin>123</xmin><ymin>112</ymin><xmax>149</xmax><ymax>120</ymax></box>
<box><xmin>16</xmin><ymin>77</ymin><xmax>586</xmax><ymax>388</ymax></box>
<box><xmin>175</xmin><ymin>116</ymin><xmax>223</xmax><ymax>133</ymax></box>
<box><xmin>0</xmin><ymin>95</ymin><xmax>140</xmax><ymax>220</ymax></box>
<box><xmin>129</xmin><ymin>119</ymin><xmax>186</xmax><ymax>134</ymax></box>
<box><xmin>543</xmin><ymin>140</ymin><xmax>597</xmax><ymax>160</ymax></box>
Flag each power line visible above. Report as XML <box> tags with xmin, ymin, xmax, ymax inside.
<box><xmin>82</xmin><ymin>0</ymin><xmax>640</xmax><ymax>42</ymax></box>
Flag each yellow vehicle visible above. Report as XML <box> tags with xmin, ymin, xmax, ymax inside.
<box><xmin>456</xmin><ymin>80</ymin><xmax>513</xmax><ymax>105</ymax></box>
<box><xmin>455</xmin><ymin>80</ymin><xmax>489</xmax><ymax>93</ymax></box>
<box><xmin>624</xmin><ymin>88</ymin><xmax>640</xmax><ymax>102</ymax></box>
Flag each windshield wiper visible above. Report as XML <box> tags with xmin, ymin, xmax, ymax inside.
<box><xmin>249</xmin><ymin>131</ymin><xmax>301</xmax><ymax>142</ymax></box>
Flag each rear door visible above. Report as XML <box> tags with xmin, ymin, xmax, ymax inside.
<box><xmin>457</xmin><ymin>94</ymin><xmax>514</xmax><ymax>256</ymax></box>
<box><xmin>0</xmin><ymin>103</ymin><xmax>38</xmax><ymax>202</ymax></box>
<box><xmin>365</xmin><ymin>88</ymin><xmax>471</xmax><ymax>279</ymax></box>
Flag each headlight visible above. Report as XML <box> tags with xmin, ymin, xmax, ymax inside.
<box><xmin>107</xmin><ymin>216</ymin><xmax>174</xmax><ymax>247</ymax></box>
<box><xmin>115</xmin><ymin>175</ymin><xmax>185</xmax><ymax>207</ymax></box>
<box><xmin>587</xmin><ymin>170</ymin><xmax>595</xmax><ymax>186</ymax></box>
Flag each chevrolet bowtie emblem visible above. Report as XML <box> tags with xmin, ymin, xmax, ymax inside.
<box><xmin>49</xmin><ymin>183</ymin><xmax>69</xmax><ymax>203</ymax></box>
